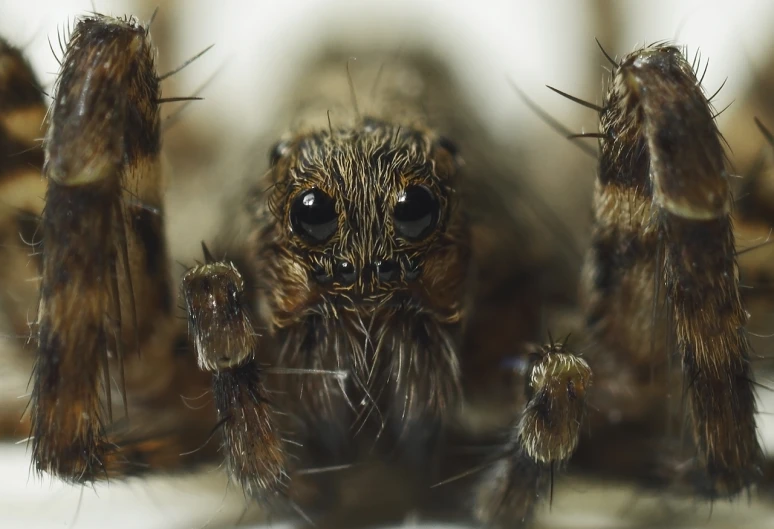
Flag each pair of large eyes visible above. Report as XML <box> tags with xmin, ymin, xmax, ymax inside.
<box><xmin>290</xmin><ymin>185</ymin><xmax>440</xmax><ymax>243</ymax></box>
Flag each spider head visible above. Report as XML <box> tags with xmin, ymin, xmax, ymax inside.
<box><xmin>255</xmin><ymin>117</ymin><xmax>470</xmax><ymax>327</ymax></box>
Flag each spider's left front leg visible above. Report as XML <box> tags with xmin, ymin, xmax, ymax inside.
<box><xmin>582</xmin><ymin>45</ymin><xmax>761</xmax><ymax>496</ymax></box>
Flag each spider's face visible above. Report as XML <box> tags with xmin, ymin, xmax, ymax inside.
<box><xmin>256</xmin><ymin>117</ymin><xmax>470</xmax><ymax>328</ymax></box>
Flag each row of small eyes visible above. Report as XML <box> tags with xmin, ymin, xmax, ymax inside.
<box><xmin>289</xmin><ymin>185</ymin><xmax>440</xmax><ymax>244</ymax></box>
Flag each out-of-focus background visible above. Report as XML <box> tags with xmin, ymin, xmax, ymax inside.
<box><xmin>2</xmin><ymin>0</ymin><xmax>774</xmax><ymax>528</ymax></box>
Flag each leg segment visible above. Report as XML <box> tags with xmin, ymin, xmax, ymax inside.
<box><xmin>31</xmin><ymin>14</ymin><xmax>182</xmax><ymax>481</ymax></box>
<box><xmin>0</xmin><ymin>39</ymin><xmax>46</xmax><ymax>434</ymax></box>
<box><xmin>182</xmin><ymin>249</ymin><xmax>289</xmax><ymax>499</ymax></box>
<box><xmin>0</xmin><ymin>38</ymin><xmax>46</xmax><ymax>336</ymax></box>
<box><xmin>583</xmin><ymin>44</ymin><xmax>760</xmax><ymax>495</ymax></box>
<box><xmin>473</xmin><ymin>341</ymin><xmax>592</xmax><ymax>527</ymax></box>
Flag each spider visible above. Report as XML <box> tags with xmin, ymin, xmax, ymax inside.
<box><xmin>1</xmin><ymin>5</ymin><xmax>774</xmax><ymax>529</ymax></box>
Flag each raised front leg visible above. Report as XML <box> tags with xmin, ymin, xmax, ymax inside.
<box><xmin>30</xmin><ymin>14</ymin><xmax>196</xmax><ymax>482</ymax></box>
<box><xmin>582</xmin><ymin>44</ymin><xmax>761</xmax><ymax>496</ymax></box>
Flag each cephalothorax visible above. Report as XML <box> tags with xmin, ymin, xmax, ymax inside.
<box><xmin>254</xmin><ymin>117</ymin><xmax>470</xmax><ymax>431</ymax></box>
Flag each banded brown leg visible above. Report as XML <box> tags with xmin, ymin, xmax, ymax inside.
<box><xmin>0</xmin><ymin>39</ymin><xmax>46</xmax><ymax>435</ymax></box>
<box><xmin>582</xmin><ymin>45</ymin><xmax>761</xmax><ymax>496</ymax></box>
<box><xmin>31</xmin><ymin>14</ymin><xmax>185</xmax><ymax>481</ymax></box>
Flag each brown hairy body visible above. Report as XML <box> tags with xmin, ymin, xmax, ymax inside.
<box><xmin>0</xmin><ymin>10</ymin><xmax>772</xmax><ymax>529</ymax></box>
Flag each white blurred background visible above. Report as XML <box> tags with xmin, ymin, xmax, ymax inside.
<box><xmin>2</xmin><ymin>1</ymin><xmax>774</xmax><ymax>528</ymax></box>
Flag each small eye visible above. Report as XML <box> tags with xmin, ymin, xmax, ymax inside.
<box><xmin>335</xmin><ymin>260</ymin><xmax>357</xmax><ymax>285</ymax></box>
<box><xmin>290</xmin><ymin>188</ymin><xmax>338</xmax><ymax>244</ymax></box>
<box><xmin>269</xmin><ymin>140</ymin><xmax>290</xmax><ymax>166</ymax></box>
<box><xmin>394</xmin><ymin>185</ymin><xmax>439</xmax><ymax>240</ymax></box>
<box><xmin>437</xmin><ymin>136</ymin><xmax>459</xmax><ymax>156</ymax></box>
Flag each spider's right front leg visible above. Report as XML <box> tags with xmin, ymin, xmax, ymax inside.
<box><xmin>32</xmin><ymin>15</ymin><xmax>191</xmax><ymax>481</ymax></box>
<box><xmin>0</xmin><ymin>39</ymin><xmax>46</xmax><ymax>434</ymax></box>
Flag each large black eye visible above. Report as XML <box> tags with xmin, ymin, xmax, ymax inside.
<box><xmin>394</xmin><ymin>185</ymin><xmax>439</xmax><ymax>240</ymax></box>
<box><xmin>290</xmin><ymin>188</ymin><xmax>338</xmax><ymax>243</ymax></box>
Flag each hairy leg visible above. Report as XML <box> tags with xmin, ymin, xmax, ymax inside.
<box><xmin>29</xmin><ymin>14</ymin><xmax>208</xmax><ymax>482</ymax></box>
<box><xmin>470</xmin><ymin>340</ymin><xmax>591</xmax><ymax>527</ymax></box>
<box><xmin>0</xmin><ymin>38</ymin><xmax>46</xmax><ymax>435</ymax></box>
<box><xmin>181</xmin><ymin>248</ymin><xmax>289</xmax><ymax>500</ymax></box>
<box><xmin>582</xmin><ymin>44</ymin><xmax>761</xmax><ymax>496</ymax></box>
